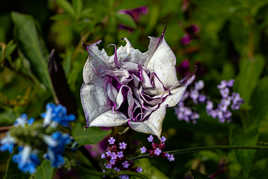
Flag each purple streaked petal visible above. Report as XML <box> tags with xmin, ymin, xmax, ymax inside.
<box><xmin>128</xmin><ymin>106</ymin><xmax>166</xmax><ymax>139</ymax></box>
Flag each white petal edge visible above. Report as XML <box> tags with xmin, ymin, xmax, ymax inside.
<box><xmin>89</xmin><ymin>110</ymin><xmax>128</xmax><ymax>127</ymax></box>
<box><xmin>145</xmin><ymin>37</ymin><xmax>179</xmax><ymax>88</ymax></box>
<box><xmin>128</xmin><ymin>106</ymin><xmax>166</xmax><ymax>139</ymax></box>
<box><xmin>80</xmin><ymin>83</ymin><xmax>111</xmax><ymax>124</ymax></box>
<box><xmin>116</xmin><ymin>38</ymin><xmax>147</xmax><ymax>65</ymax></box>
<box><xmin>163</xmin><ymin>85</ymin><xmax>187</xmax><ymax>107</ymax></box>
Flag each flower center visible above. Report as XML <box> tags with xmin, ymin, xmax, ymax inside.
<box><xmin>105</xmin><ymin>65</ymin><xmax>168</xmax><ymax>122</ymax></box>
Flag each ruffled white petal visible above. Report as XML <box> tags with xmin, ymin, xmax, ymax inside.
<box><xmin>80</xmin><ymin>82</ymin><xmax>110</xmax><ymax>124</ymax></box>
<box><xmin>145</xmin><ymin>37</ymin><xmax>179</xmax><ymax>89</ymax></box>
<box><xmin>128</xmin><ymin>106</ymin><xmax>166</xmax><ymax>139</ymax></box>
<box><xmin>163</xmin><ymin>86</ymin><xmax>186</xmax><ymax>107</ymax></box>
<box><xmin>116</xmin><ymin>38</ymin><xmax>147</xmax><ymax>65</ymax></box>
<box><xmin>90</xmin><ymin>110</ymin><xmax>128</xmax><ymax>127</ymax></box>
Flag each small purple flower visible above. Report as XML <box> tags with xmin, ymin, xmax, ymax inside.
<box><xmin>117</xmin><ymin>151</ymin><xmax>124</xmax><ymax>158</ymax></box>
<box><xmin>105</xmin><ymin>163</ymin><xmax>112</xmax><ymax>169</ymax></box>
<box><xmin>119</xmin><ymin>142</ymin><xmax>127</xmax><ymax>150</ymax></box>
<box><xmin>140</xmin><ymin>146</ymin><xmax>147</xmax><ymax>154</ymax></box>
<box><xmin>154</xmin><ymin>148</ymin><xmax>162</xmax><ymax>156</ymax></box>
<box><xmin>206</xmin><ymin>101</ymin><xmax>213</xmax><ymax>111</ymax></box>
<box><xmin>160</xmin><ymin>136</ymin><xmax>166</xmax><ymax>143</ymax></box>
<box><xmin>191</xmin><ymin>113</ymin><xmax>199</xmax><ymax>120</ymax></box>
<box><xmin>181</xmin><ymin>34</ymin><xmax>191</xmax><ymax>45</ymax></box>
<box><xmin>119</xmin><ymin>6</ymin><xmax>148</xmax><ymax>23</ymax></box>
<box><xmin>198</xmin><ymin>95</ymin><xmax>206</xmax><ymax>103</ymax></box>
<box><xmin>101</xmin><ymin>153</ymin><xmax>106</xmax><ymax>159</ymax></box>
<box><xmin>147</xmin><ymin>135</ymin><xmax>154</xmax><ymax>143</ymax></box>
<box><xmin>194</xmin><ymin>80</ymin><xmax>204</xmax><ymax>90</ymax></box>
<box><xmin>120</xmin><ymin>175</ymin><xmax>129</xmax><ymax>179</ymax></box>
<box><xmin>114</xmin><ymin>167</ymin><xmax>120</xmax><ymax>172</ymax></box>
<box><xmin>106</xmin><ymin>150</ymin><xmax>112</xmax><ymax>157</ymax></box>
<box><xmin>231</xmin><ymin>93</ymin><xmax>243</xmax><ymax>110</ymax></box>
<box><xmin>217</xmin><ymin>80</ymin><xmax>227</xmax><ymax>89</ymax></box>
<box><xmin>167</xmin><ymin>154</ymin><xmax>175</xmax><ymax>162</ymax></box>
<box><xmin>122</xmin><ymin>161</ymin><xmax>130</xmax><ymax>168</ymax></box>
<box><xmin>190</xmin><ymin>90</ymin><xmax>199</xmax><ymax>102</ymax></box>
<box><xmin>220</xmin><ymin>88</ymin><xmax>229</xmax><ymax>98</ymax></box>
<box><xmin>136</xmin><ymin>167</ymin><xmax>143</xmax><ymax>173</ymax></box>
<box><xmin>110</xmin><ymin>152</ymin><xmax>117</xmax><ymax>160</ymax></box>
<box><xmin>108</xmin><ymin>137</ymin><xmax>115</xmax><ymax>145</ymax></box>
<box><xmin>110</xmin><ymin>159</ymin><xmax>116</xmax><ymax>165</ymax></box>
<box><xmin>224</xmin><ymin>111</ymin><xmax>232</xmax><ymax>118</ymax></box>
<box><xmin>227</xmin><ymin>80</ymin><xmax>234</xmax><ymax>87</ymax></box>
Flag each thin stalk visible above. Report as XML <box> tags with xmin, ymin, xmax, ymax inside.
<box><xmin>129</xmin><ymin>145</ymin><xmax>268</xmax><ymax>160</ymax></box>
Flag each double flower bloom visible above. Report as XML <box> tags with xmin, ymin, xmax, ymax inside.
<box><xmin>81</xmin><ymin>32</ymin><xmax>190</xmax><ymax>138</ymax></box>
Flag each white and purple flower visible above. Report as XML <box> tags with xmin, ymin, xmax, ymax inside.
<box><xmin>80</xmin><ymin>31</ymin><xmax>190</xmax><ymax>138</ymax></box>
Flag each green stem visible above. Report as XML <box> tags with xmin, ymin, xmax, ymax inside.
<box><xmin>129</xmin><ymin>145</ymin><xmax>268</xmax><ymax>160</ymax></box>
<box><xmin>114</xmin><ymin>171</ymin><xmax>148</xmax><ymax>179</ymax></box>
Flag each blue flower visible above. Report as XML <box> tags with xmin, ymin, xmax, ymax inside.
<box><xmin>12</xmin><ymin>146</ymin><xmax>40</xmax><ymax>174</ymax></box>
<box><xmin>41</xmin><ymin>103</ymin><xmax>76</xmax><ymax>127</ymax></box>
<box><xmin>44</xmin><ymin>132</ymin><xmax>71</xmax><ymax>167</ymax></box>
<box><xmin>14</xmin><ymin>114</ymin><xmax>34</xmax><ymax>127</ymax></box>
<box><xmin>0</xmin><ymin>133</ymin><xmax>16</xmax><ymax>153</ymax></box>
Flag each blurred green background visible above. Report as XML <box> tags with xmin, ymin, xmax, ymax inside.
<box><xmin>1</xmin><ymin>0</ymin><xmax>268</xmax><ymax>178</ymax></box>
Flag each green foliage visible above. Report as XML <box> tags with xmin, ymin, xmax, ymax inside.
<box><xmin>31</xmin><ymin>160</ymin><xmax>54</xmax><ymax>179</ymax></box>
<box><xmin>136</xmin><ymin>159</ymin><xmax>169</xmax><ymax>179</ymax></box>
<box><xmin>11</xmin><ymin>12</ymin><xmax>53</xmax><ymax>94</ymax></box>
<box><xmin>72</xmin><ymin>123</ymin><xmax>111</xmax><ymax>146</ymax></box>
<box><xmin>0</xmin><ymin>0</ymin><xmax>268</xmax><ymax>178</ymax></box>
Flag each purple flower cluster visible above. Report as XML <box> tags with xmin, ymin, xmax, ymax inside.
<box><xmin>181</xmin><ymin>24</ymin><xmax>200</xmax><ymax>45</ymax></box>
<box><xmin>175</xmin><ymin>80</ymin><xmax>205</xmax><ymax>123</ymax></box>
<box><xmin>139</xmin><ymin>135</ymin><xmax>175</xmax><ymax>162</ymax></box>
<box><xmin>206</xmin><ymin>80</ymin><xmax>243</xmax><ymax>122</ymax></box>
<box><xmin>101</xmin><ymin>137</ymin><xmax>142</xmax><ymax>179</ymax></box>
<box><xmin>175</xmin><ymin>79</ymin><xmax>244</xmax><ymax>123</ymax></box>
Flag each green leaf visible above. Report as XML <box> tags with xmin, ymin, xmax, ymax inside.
<box><xmin>72</xmin><ymin>0</ymin><xmax>83</xmax><ymax>16</ymax></box>
<box><xmin>235</xmin><ymin>55</ymin><xmax>265</xmax><ymax>105</ymax></box>
<box><xmin>116</xmin><ymin>13</ymin><xmax>137</xmax><ymax>29</ymax></box>
<box><xmin>135</xmin><ymin>158</ymin><xmax>168</xmax><ymax>179</ymax></box>
<box><xmin>72</xmin><ymin>123</ymin><xmax>111</xmax><ymax>145</ymax></box>
<box><xmin>230</xmin><ymin>125</ymin><xmax>259</xmax><ymax>178</ymax></box>
<box><xmin>80</xmin><ymin>8</ymin><xmax>92</xmax><ymax>18</ymax></box>
<box><xmin>55</xmin><ymin>0</ymin><xmax>75</xmax><ymax>17</ymax></box>
<box><xmin>11</xmin><ymin>12</ymin><xmax>53</xmax><ymax>93</ymax></box>
<box><xmin>31</xmin><ymin>160</ymin><xmax>54</xmax><ymax>179</ymax></box>
<box><xmin>250</xmin><ymin>77</ymin><xmax>268</xmax><ymax>120</ymax></box>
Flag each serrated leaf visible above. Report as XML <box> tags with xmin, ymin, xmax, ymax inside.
<box><xmin>72</xmin><ymin>123</ymin><xmax>111</xmax><ymax>145</ymax></box>
<box><xmin>56</xmin><ymin>0</ymin><xmax>75</xmax><ymax>17</ymax></box>
<box><xmin>116</xmin><ymin>13</ymin><xmax>137</xmax><ymax>29</ymax></box>
<box><xmin>31</xmin><ymin>160</ymin><xmax>54</xmax><ymax>179</ymax></box>
<box><xmin>11</xmin><ymin>12</ymin><xmax>53</xmax><ymax>93</ymax></box>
